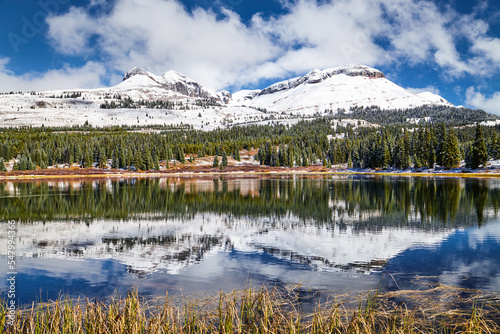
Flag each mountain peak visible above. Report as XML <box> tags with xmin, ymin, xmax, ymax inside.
<box><xmin>123</xmin><ymin>66</ymin><xmax>149</xmax><ymax>81</ymax></box>
<box><xmin>323</xmin><ymin>65</ymin><xmax>385</xmax><ymax>79</ymax></box>
<box><xmin>162</xmin><ymin>70</ymin><xmax>190</xmax><ymax>84</ymax></box>
<box><xmin>238</xmin><ymin>64</ymin><xmax>452</xmax><ymax>113</ymax></box>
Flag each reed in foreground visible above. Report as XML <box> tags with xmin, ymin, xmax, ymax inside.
<box><xmin>1</xmin><ymin>285</ymin><xmax>499</xmax><ymax>333</ymax></box>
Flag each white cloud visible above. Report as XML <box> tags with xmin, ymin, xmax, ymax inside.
<box><xmin>45</xmin><ymin>0</ymin><xmax>500</xmax><ymax>90</ymax></box>
<box><xmin>253</xmin><ymin>0</ymin><xmax>390</xmax><ymax>75</ymax></box>
<box><xmin>1</xmin><ymin>0</ymin><xmax>499</xmax><ymax>92</ymax></box>
<box><xmin>0</xmin><ymin>58</ymin><xmax>106</xmax><ymax>92</ymax></box>
<box><xmin>406</xmin><ymin>86</ymin><xmax>441</xmax><ymax>96</ymax></box>
<box><xmin>465</xmin><ymin>87</ymin><xmax>500</xmax><ymax>115</ymax></box>
<box><xmin>47</xmin><ymin>7</ymin><xmax>95</xmax><ymax>56</ymax></box>
<box><xmin>48</xmin><ymin>0</ymin><xmax>279</xmax><ymax>89</ymax></box>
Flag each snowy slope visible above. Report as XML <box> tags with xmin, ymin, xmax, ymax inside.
<box><xmin>231</xmin><ymin>65</ymin><xmax>453</xmax><ymax>114</ymax></box>
<box><xmin>0</xmin><ymin>64</ymin><xmax>456</xmax><ymax>129</ymax></box>
<box><xmin>115</xmin><ymin>66</ymin><xmax>227</xmax><ymax>101</ymax></box>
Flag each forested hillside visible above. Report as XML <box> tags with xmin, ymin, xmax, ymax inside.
<box><xmin>337</xmin><ymin>105</ymin><xmax>497</xmax><ymax>126</ymax></box>
<box><xmin>1</xmin><ymin>115</ymin><xmax>500</xmax><ymax>173</ymax></box>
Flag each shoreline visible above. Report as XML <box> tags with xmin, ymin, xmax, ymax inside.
<box><xmin>1</xmin><ymin>164</ymin><xmax>500</xmax><ymax>180</ymax></box>
<box><xmin>2</xmin><ymin>284</ymin><xmax>499</xmax><ymax>333</ymax></box>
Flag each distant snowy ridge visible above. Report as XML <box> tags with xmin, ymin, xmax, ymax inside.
<box><xmin>0</xmin><ymin>64</ymin><xmax>458</xmax><ymax>129</ymax></box>
<box><xmin>119</xmin><ymin>66</ymin><xmax>230</xmax><ymax>102</ymax></box>
<box><xmin>258</xmin><ymin>65</ymin><xmax>386</xmax><ymax>96</ymax></box>
<box><xmin>231</xmin><ymin>65</ymin><xmax>453</xmax><ymax>113</ymax></box>
<box><xmin>118</xmin><ymin>64</ymin><xmax>452</xmax><ymax>113</ymax></box>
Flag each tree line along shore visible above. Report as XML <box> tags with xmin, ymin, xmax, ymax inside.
<box><xmin>1</xmin><ymin>118</ymin><xmax>500</xmax><ymax>175</ymax></box>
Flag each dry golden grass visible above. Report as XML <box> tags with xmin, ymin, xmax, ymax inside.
<box><xmin>1</xmin><ymin>286</ymin><xmax>499</xmax><ymax>333</ymax></box>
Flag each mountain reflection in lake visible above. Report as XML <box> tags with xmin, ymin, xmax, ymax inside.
<box><xmin>1</xmin><ymin>175</ymin><xmax>499</xmax><ymax>304</ymax></box>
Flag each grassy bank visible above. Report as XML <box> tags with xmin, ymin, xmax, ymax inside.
<box><xmin>2</xmin><ymin>165</ymin><xmax>500</xmax><ymax>181</ymax></box>
<box><xmin>1</xmin><ymin>285</ymin><xmax>499</xmax><ymax>333</ymax></box>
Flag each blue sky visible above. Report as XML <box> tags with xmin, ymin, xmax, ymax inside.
<box><xmin>0</xmin><ymin>0</ymin><xmax>500</xmax><ymax>113</ymax></box>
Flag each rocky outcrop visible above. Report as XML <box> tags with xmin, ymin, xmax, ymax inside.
<box><xmin>258</xmin><ymin>65</ymin><xmax>385</xmax><ymax>97</ymax></box>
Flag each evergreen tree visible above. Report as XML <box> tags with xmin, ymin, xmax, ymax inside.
<box><xmin>221</xmin><ymin>151</ymin><xmax>228</xmax><ymax>167</ymax></box>
<box><xmin>178</xmin><ymin>147</ymin><xmax>186</xmax><ymax>164</ymax></box>
<box><xmin>83</xmin><ymin>150</ymin><xmax>93</xmax><ymax>168</ymax></box>
<box><xmin>425</xmin><ymin>129</ymin><xmax>435</xmax><ymax>168</ymax></box>
<box><xmin>98</xmin><ymin>146</ymin><xmax>107</xmax><ymax>168</ymax></box>
<box><xmin>392</xmin><ymin>135</ymin><xmax>409</xmax><ymax>169</ymax></box>
<box><xmin>436</xmin><ymin>123</ymin><xmax>447</xmax><ymax>166</ymax></box>
<box><xmin>28</xmin><ymin>156</ymin><xmax>35</xmax><ymax>170</ymax></box>
<box><xmin>490</xmin><ymin>133</ymin><xmax>500</xmax><ymax>159</ymax></box>
<box><xmin>18</xmin><ymin>155</ymin><xmax>27</xmax><ymax>171</ymax></box>
<box><xmin>381</xmin><ymin>141</ymin><xmax>390</xmax><ymax>168</ymax></box>
<box><xmin>301</xmin><ymin>150</ymin><xmax>309</xmax><ymax>166</ymax></box>
<box><xmin>467</xmin><ymin>123</ymin><xmax>488</xmax><ymax>169</ymax></box>
<box><xmin>234</xmin><ymin>147</ymin><xmax>241</xmax><ymax>161</ymax></box>
<box><xmin>286</xmin><ymin>145</ymin><xmax>294</xmax><ymax>167</ymax></box>
<box><xmin>126</xmin><ymin>149</ymin><xmax>134</xmax><ymax>169</ymax></box>
<box><xmin>0</xmin><ymin>158</ymin><xmax>6</xmax><ymax>172</ymax></box>
<box><xmin>142</xmin><ymin>145</ymin><xmax>153</xmax><ymax>170</ymax></box>
<box><xmin>427</xmin><ymin>146</ymin><xmax>436</xmax><ymax>169</ymax></box>
<box><xmin>154</xmin><ymin>155</ymin><xmax>160</xmax><ymax>171</ymax></box>
<box><xmin>118</xmin><ymin>147</ymin><xmax>126</xmax><ymax>168</ymax></box>
<box><xmin>347</xmin><ymin>154</ymin><xmax>353</xmax><ymax>168</ymax></box>
<box><xmin>442</xmin><ymin>129</ymin><xmax>461</xmax><ymax>168</ymax></box>
<box><xmin>263</xmin><ymin>142</ymin><xmax>272</xmax><ymax>165</ymax></box>
<box><xmin>213</xmin><ymin>155</ymin><xmax>219</xmax><ymax>168</ymax></box>
<box><xmin>352</xmin><ymin>147</ymin><xmax>361</xmax><ymax>168</ymax></box>
<box><xmin>2</xmin><ymin>144</ymin><xmax>11</xmax><ymax>161</ymax></box>
<box><xmin>133</xmin><ymin>149</ymin><xmax>143</xmax><ymax>171</ymax></box>
<box><xmin>112</xmin><ymin>152</ymin><xmax>120</xmax><ymax>169</ymax></box>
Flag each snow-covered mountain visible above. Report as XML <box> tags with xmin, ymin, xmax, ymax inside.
<box><xmin>0</xmin><ymin>64</ymin><xmax>457</xmax><ymax>129</ymax></box>
<box><xmin>116</xmin><ymin>66</ymin><xmax>231</xmax><ymax>102</ymax></box>
<box><xmin>231</xmin><ymin>65</ymin><xmax>453</xmax><ymax>113</ymax></box>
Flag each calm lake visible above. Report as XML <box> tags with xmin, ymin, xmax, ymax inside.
<box><xmin>1</xmin><ymin>175</ymin><xmax>500</xmax><ymax>305</ymax></box>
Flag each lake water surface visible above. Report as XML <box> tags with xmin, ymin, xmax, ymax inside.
<box><xmin>1</xmin><ymin>175</ymin><xmax>499</xmax><ymax>304</ymax></box>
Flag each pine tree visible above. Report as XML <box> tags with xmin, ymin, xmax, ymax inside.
<box><xmin>442</xmin><ymin>129</ymin><xmax>461</xmax><ymax>168</ymax></box>
<box><xmin>381</xmin><ymin>141</ymin><xmax>390</xmax><ymax>168</ymax></box>
<box><xmin>494</xmin><ymin>135</ymin><xmax>500</xmax><ymax>160</ymax></box>
<box><xmin>178</xmin><ymin>147</ymin><xmax>186</xmax><ymax>164</ymax></box>
<box><xmin>213</xmin><ymin>155</ymin><xmax>219</xmax><ymax>168</ymax></box>
<box><xmin>427</xmin><ymin>146</ymin><xmax>435</xmax><ymax>169</ymax></box>
<box><xmin>234</xmin><ymin>147</ymin><xmax>241</xmax><ymax>161</ymax></box>
<box><xmin>286</xmin><ymin>145</ymin><xmax>294</xmax><ymax>167</ymax></box>
<box><xmin>83</xmin><ymin>150</ymin><xmax>93</xmax><ymax>168</ymax></box>
<box><xmin>0</xmin><ymin>158</ymin><xmax>6</xmax><ymax>172</ymax></box>
<box><xmin>352</xmin><ymin>147</ymin><xmax>361</xmax><ymax>168</ymax></box>
<box><xmin>118</xmin><ymin>147</ymin><xmax>126</xmax><ymax>168</ymax></box>
<box><xmin>301</xmin><ymin>150</ymin><xmax>309</xmax><ymax>166</ymax></box>
<box><xmin>112</xmin><ymin>152</ymin><xmax>120</xmax><ymax>169</ymax></box>
<box><xmin>142</xmin><ymin>145</ymin><xmax>153</xmax><ymax>170</ymax></box>
<box><xmin>436</xmin><ymin>123</ymin><xmax>447</xmax><ymax>166</ymax></box>
<box><xmin>18</xmin><ymin>155</ymin><xmax>27</xmax><ymax>171</ymax></box>
<box><xmin>2</xmin><ymin>144</ymin><xmax>11</xmax><ymax>161</ymax></box>
<box><xmin>126</xmin><ymin>149</ymin><xmax>134</xmax><ymax>169</ymax></box>
<box><xmin>263</xmin><ymin>142</ymin><xmax>272</xmax><ymax>165</ymax></box>
<box><xmin>426</xmin><ymin>128</ymin><xmax>435</xmax><ymax>168</ymax></box>
<box><xmin>98</xmin><ymin>146</ymin><xmax>107</xmax><ymax>169</ymax></box>
<box><xmin>154</xmin><ymin>155</ymin><xmax>160</xmax><ymax>171</ymax></box>
<box><xmin>133</xmin><ymin>148</ymin><xmax>143</xmax><ymax>171</ymax></box>
<box><xmin>467</xmin><ymin>123</ymin><xmax>488</xmax><ymax>169</ymax></box>
<box><xmin>221</xmin><ymin>151</ymin><xmax>228</xmax><ymax>167</ymax></box>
